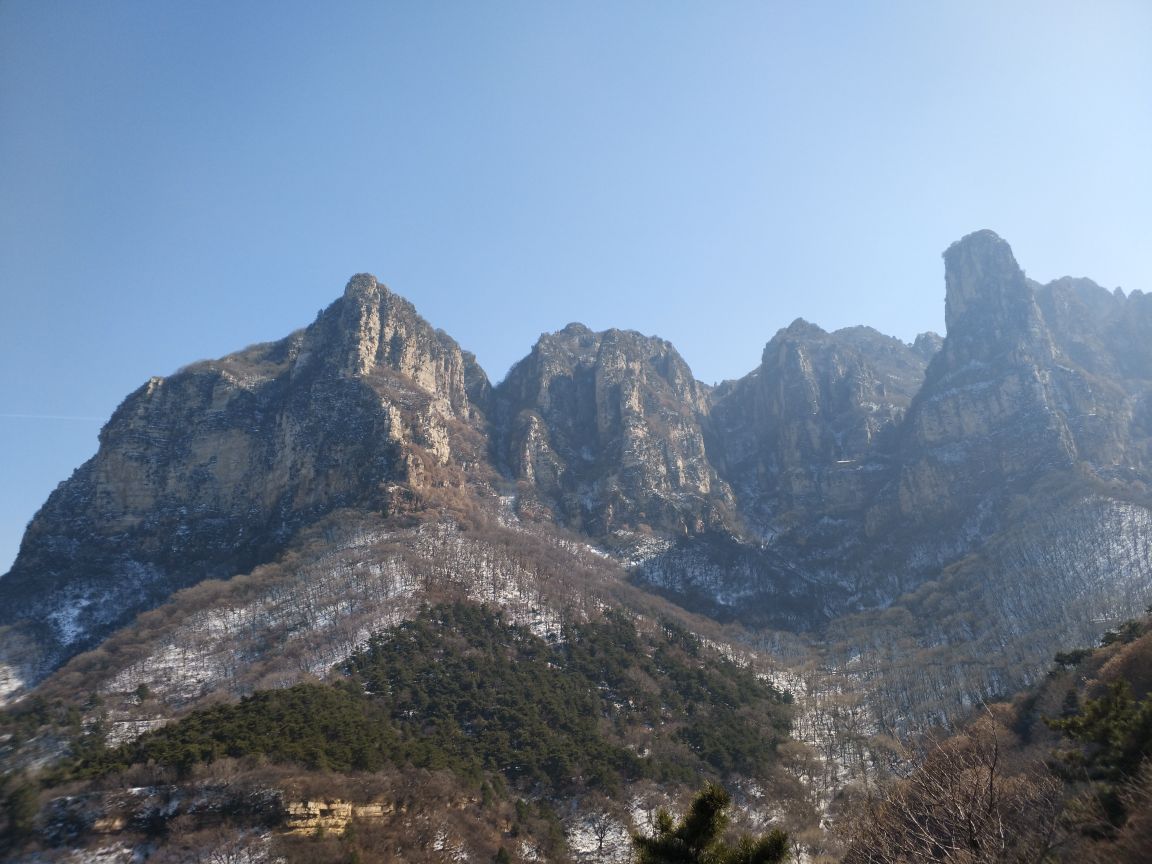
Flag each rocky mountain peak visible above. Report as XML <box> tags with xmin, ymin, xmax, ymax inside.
<box><xmin>894</xmin><ymin>233</ymin><xmax>1152</xmax><ymax>526</ymax></box>
<box><xmin>522</xmin><ymin>322</ymin><xmax>601</xmax><ymax>375</ymax></box>
<box><xmin>494</xmin><ymin>325</ymin><xmax>732</xmax><ymax>535</ymax></box>
<box><xmin>0</xmin><ymin>274</ymin><xmax>496</xmax><ymax>679</ymax></box>
<box><xmin>939</xmin><ymin>229</ymin><xmax>1051</xmax><ymax>369</ymax></box>
<box><xmin>912</xmin><ymin>331</ymin><xmax>944</xmax><ymax>360</ymax></box>
<box><xmin>311</xmin><ymin>272</ymin><xmax>486</xmax><ymax>420</ymax></box>
<box><xmin>781</xmin><ymin>317</ymin><xmax>826</xmax><ymax>337</ymax></box>
<box><xmin>343</xmin><ymin>271</ymin><xmax>382</xmax><ymax>297</ymax></box>
<box><xmin>942</xmin><ymin>230</ymin><xmax>1021</xmax><ymax>325</ymax></box>
<box><xmin>712</xmin><ymin>319</ymin><xmax>931</xmax><ymax>525</ymax></box>
<box><xmin>558</xmin><ymin>321</ymin><xmax>593</xmax><ymax>337</ymax></box>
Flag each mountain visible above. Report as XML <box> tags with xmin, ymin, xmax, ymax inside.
<box><xmin>0</xmin><ymin>274</ymin><xmax>494</xmax><ymax>698</ymax></box>
<box><xmin>896</xmin><ymin>230</ymin><xmax>1140</xmax><ymax>523</ymax></box>
<box><xmin>492</xmin><ymin>322</ymin><xmax>734</xmax><ymax>537</ymax></box>
<box><xmin>3</xmin><ymin>230</ymin><xmax>1152</xmax><ymax>861</ymax></box>
<box><xmin>5</xmin><ymin>229</ymin><xmax>1152</xmax><ymax>703</ymax></box>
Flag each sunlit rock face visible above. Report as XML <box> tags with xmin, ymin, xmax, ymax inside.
<box><xmin>0</xmin><ymin>274</ymin><xmax>492</xmax><ymax>670</ymax></box>
<box><xmin>492</xmin><ymin>323</ymin><xmax>736</xmax><ymax>536</ymax></box>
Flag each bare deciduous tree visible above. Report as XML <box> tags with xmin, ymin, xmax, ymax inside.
<box><xmin>842</xmin><ymin>714</ymin><xmax>1065</xmax><ymax>864</ymax></box>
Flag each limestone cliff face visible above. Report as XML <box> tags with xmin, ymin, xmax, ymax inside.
<box><xmin>895</xmin><ymin>230</ymin><xmax>1151</xmax><ymax>524</ymax></box>
<box><xmin>1035</xmin><ymin>277</ymin><xmax>1152</xmax><ymax>468</ymax></box>
<box><xmin>628</xmin><ymin>323</ymin><xmax>934</xmax><ymax>627</ymax></box>
<box><xmin>327</xmin><ymin>273</ymin><xmax>489</xmax><ymax>417</ymax></box>
<box><xmin>711</xmin><ymin>320</ymin><xmax>931</xmax><ymax>523</ymax></box>
<box><xmin>0</xmin><ymin>275</ymin><xmax>490</xmax><ymax>670</ymax></box>
<box><xmin>493</xmin><ymin>324</ymin><xmax>734</xmax><ymax>535</ymax></box>
<box><xmin>939</xmin><ymin>230</ymin><xmax>1052</xmax><ymax>364</ymax></box>
<box><xmin>627</xmin><ymin>232</ymin><xmax>1152</xmax><ymax>628</ymax></box>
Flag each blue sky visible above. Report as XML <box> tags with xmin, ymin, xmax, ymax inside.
<box><xmin>2</xmin><ymin>1</ymin><xmax>1150</xmax><ymax>573</ymax></box>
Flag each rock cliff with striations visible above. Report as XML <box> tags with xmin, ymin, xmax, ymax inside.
<box><xmin>894</xmin><ymin>231</ymin><xmax>1150</xmax><ymax>526</ymax></box>
<box><xmin>711</xmin><ymin>318</ymin><xmax>932</xmax><ymax>522</ymax></box>
<box><xmin>0</xmin><ymin>275</ymin><xmax>491</xmax><ymax>684</ymax></box>
<box><xmin>623</xmin><ymin>230</ymin><xmax>1152</xmax><ymax>622</ymax></box>
<box><xmin>492</xmin><ymin>323</ymin><xmax>735</xmax><ymax>536</ymax></box>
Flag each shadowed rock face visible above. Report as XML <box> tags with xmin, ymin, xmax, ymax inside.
<box><xmin>895</xmin><ymin>231</ymin><xmax>1075</xmax><ymax>522</ymax></box>
<box><xmin>894</xmin><ymin>231</ymin><xmax>1150</xmax><ymax>526</ymax></box>
<box><xmin>940</xmin><ymin>229</ymin><xmax>1050</xmax><ymax>364</ymax></box>
<box><xmin>710</xmin><ymin>319</ymin><xmax>932</xmax><ymax>521</ymax></box>
<box><xmin>3</xmin><ymin>231</ymin><xmax>1152</xmax><ymax>692</ymax></box>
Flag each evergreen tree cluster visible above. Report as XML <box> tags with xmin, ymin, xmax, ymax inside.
<box><xmin>1047</xmin><ymin>678</ymin><xmax>1152</xmax><ymax>836</ymax></box>
<box><xmin>64</xmin><ymin>602</ymin><xmax>791</xmax><ymax>799</ymax></box>
<box><xmin>632</xmin><ymin>783</ymin><xmax>789</xmax><ymax>864</ymax></box>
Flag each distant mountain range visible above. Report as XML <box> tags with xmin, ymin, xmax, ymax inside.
<box><xmin>3</xmin><ymin>230</ymin><xmax>1152</xmax><ymax>860</ymax></box>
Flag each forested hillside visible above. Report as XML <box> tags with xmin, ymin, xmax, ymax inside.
<box><xmin>1</xmin><ymin>600</ymin><xmax>800</xmax><ymax>862</ymax></box>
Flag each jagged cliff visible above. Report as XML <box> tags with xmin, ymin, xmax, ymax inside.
<box><xmin>894</xmin><ymin>230</ymin><xmax>1138</xmax><ymax>524</ymax></box>
<box><xmin>629</xmin><ymin>231</ymin><xmax>1152</xmax><ymax>624</ymax></box>
<box><xmin>711</xmin><ymin>319</ymin><xmax>932</xmax><ymax>521</ymax></box>
<box><xmin>493</xmin><ymin>323</ymin><xmax>734</xmax><ymax>536</ymax></box>
<box><xmin>0</xmin><ymin>275</ymin><xmax>492</xmax><ymax>689</ymax></box>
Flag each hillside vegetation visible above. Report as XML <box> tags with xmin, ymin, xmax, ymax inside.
<box><xmin>1</xmin><ymin>602</ymin><xmax>794</xmax><ymax>861</ymax></box>
<box><xmin>840</xmin><ymin>610</ymin><xmax>1152</xmax><ymax>863</ymax></box>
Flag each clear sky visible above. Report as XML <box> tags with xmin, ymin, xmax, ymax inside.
<box><xmin>2</xmin><ymin>1</ymin><xmax>1150</xmax><ymax>573</ymax></box>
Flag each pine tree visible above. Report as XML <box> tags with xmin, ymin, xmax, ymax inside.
<box><xmin>632</xmin><ymin>783</ymin><xmax>789</xmax><ymax>864</ymax></box>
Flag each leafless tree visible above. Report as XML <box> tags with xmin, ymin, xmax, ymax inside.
<box><xmin>588</xmin><ymin>807</ymin><xmax>617</xmax><ymax>854</ymax></box>
<box><xmin>842</xmin><ymin>714</ymin><xmax>1065</xmax><ymax>864</ymax></box>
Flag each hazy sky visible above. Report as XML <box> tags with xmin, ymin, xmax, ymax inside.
<box><xmin>2</xmin><ymin>1</ymin><xmax>1150</xmax><ymax>573</ymax></box>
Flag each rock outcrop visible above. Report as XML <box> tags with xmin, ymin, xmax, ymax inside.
<box><xmin>711</xmin><ymin>319</ymin><xmax>932</xmax><ymax>523</ymax></box>
<box><xmin>0</xmin><ymin>275</ymin><xmax>491</xmax><ymax>674</ymax></box>
<box><xmin>895</xmin><ymin>231</ymin><xmax>1150</xmax><ymax>526</ymax></box>
<box><xmin>623</xmin><ymin>231</ymin><xmax>1152</xmax><ymax>625</ymax></box>
<box><xmin>493</xmin><ymin>323</ymin><xmax>735</xmax><ymax>536</ymax></box>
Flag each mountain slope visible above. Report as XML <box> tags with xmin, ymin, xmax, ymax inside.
<box><xmin>4</xmin><ymin>231</ymin><xmax>1152</xmax><ymax>706</ymax></box>
<box><xmin>0</xmin><ymin>274</ymin><xmax>493</xmax><ymax>696</ymax></box>
<box><xmin>3</xmin><ymin>229</ymin><xmax>1152</xmax><ymax>861</ymax></box>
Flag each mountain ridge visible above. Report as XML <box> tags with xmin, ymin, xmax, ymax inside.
<box><xmin>2</xmin><ymin>229</ymin><xmax>1151</xmax><ymax>716</ymax></box>
<box><xmin>4</xmin><ymin>229</ymin><xmax>1152</xmax><ymax>862</ymax></box>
